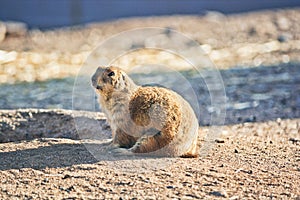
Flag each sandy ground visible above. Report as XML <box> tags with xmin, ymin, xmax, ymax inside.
<box><xmin>0</xmin><ymin>111</ymin><xmax>299</xmax><ymax>199</ymax></box>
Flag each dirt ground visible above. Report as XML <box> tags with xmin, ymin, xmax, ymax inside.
<box><xmin>1</xmin><ymin>8</ymin><xmax>300</xmax><ymax>199</ymax></box>
<box><xmin>0</xmin><ymin>115</ymin><xmax>299</xmax><ymax>199</ymax></box>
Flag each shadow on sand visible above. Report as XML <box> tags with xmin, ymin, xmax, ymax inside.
<box><xmin>0</xmin><ymin>139</ymin><xmax>177</xmax><ymax>171</ymax></box>
<box><xmin>0</xmin><ymin>142</ymin><xmax>97</xmax><ymax>170</ymax></box>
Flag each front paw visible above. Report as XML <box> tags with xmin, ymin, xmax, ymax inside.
<box><xmin>109</xmin><ymin>148</ymin><xmax>134</xmax><ymax>156</ymax></box>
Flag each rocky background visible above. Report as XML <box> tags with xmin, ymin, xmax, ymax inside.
<box><xmin>0</xmin><ymin>8</ymin><xmax>300</xmax><ymax>199</ymax></box>
<box><xmin>0</xmin><ymin>9</ymin><xmax>300</xmax><ymax>83</ymax></box>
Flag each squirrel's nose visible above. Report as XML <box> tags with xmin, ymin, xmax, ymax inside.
<box><xmin>96</xmin><ymin>85</ymin><xmax>103</xmax><ymax>90</ymax></box>
<box><xmin>92</xmin><ymin>67</ymin><xmax>105</xmax><ymax>88</ymax></box>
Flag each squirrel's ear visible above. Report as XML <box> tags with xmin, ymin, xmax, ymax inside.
<box><xmin>94</xmin><ymin>66</ymin><xmax>105</xmax><ymax>75</ymax></box>
<box><xmin>97</xmin><ymin>66</ymin><xmax>106</xmax><ymax>70</ymax></box>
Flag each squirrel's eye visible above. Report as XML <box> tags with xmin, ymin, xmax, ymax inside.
<box><xmin>108</xmin><ymin>71</ymin><xmax>115</xmax><ymax>77</ymax></box>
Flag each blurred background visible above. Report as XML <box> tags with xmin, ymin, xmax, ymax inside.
<box><xmin>0</xmin><ymin>0</ymin><xmax>299</xmax><ymax>125</ymax></box>
<box><xmin>0</xmin><ymin>0</ymin><xmax>300</xmax><ymax>29</ymax></box>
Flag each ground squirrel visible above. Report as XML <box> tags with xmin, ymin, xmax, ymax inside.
<box><xmin>91</xmin><ymin>66</ymin><xmax>199</xmax><ymax>157</ymax></box>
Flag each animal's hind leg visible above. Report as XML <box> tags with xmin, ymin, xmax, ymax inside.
<box><xmin>129</xmin><ymin>127</ymin><xmax>175</xmax><ymax>154</ymax></box>
<box><xmin>113</xmin><ymin>128</ymin><xmax>138</xmax><ymax>148</ymax></box>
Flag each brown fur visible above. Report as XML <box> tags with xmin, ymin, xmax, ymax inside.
<box><xmin>92</xmin><ymin>66</ymin><xmax>199</xmax><ymax>157</ymax></box>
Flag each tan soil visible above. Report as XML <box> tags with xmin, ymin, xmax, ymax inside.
<box><xmin>0</xmin><ymin>113</ymin><xmax>299</xmax><ymax>199</ymax></box>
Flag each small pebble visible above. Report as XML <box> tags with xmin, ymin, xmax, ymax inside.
<box><xmin>166</xmin><ymin>185</ymin><xmax>174</xmax><ymax>189</ymax></box>
<box><xmin>215</xmin><ymin>138</ymin><xmax>225</xmax><ymax>143</ymax></box>
<box><xmin>185</xmin><ymin>173</ymin><xmax>193</xmax><ymax>177</ymax></box>
<box><xmin>245</xmin><ymin>116</ymin><xmax>257</xmax><ymax>123</ymax></box>
<box><xmin>277</xmin><ymin>35</ymin><xmax>289</xmax><ymax>43</ymax></box>
<box><xmin>62</xmin><ymin>174</ymin><xmax>71</xmax><ymax>179</ymax></box>
<box><xmin>289</xmin><ymin>138</ymin><xmax>300</xmax><ymax>144</ymax></box>
<box><xmin>43</xmin><ymin>178</ymin><xmax>49</xmax><ymax>183</ymax></box>
<box><xmin>209</xmin><ymin>191</ymin><xmax>226</xmax><ymax>197</ymax></box>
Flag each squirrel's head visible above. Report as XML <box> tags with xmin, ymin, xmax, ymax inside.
<box><xmin>92</xmin><ymin>66</ymin><xmax>134</xmax><ymax>97</ymax></box>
